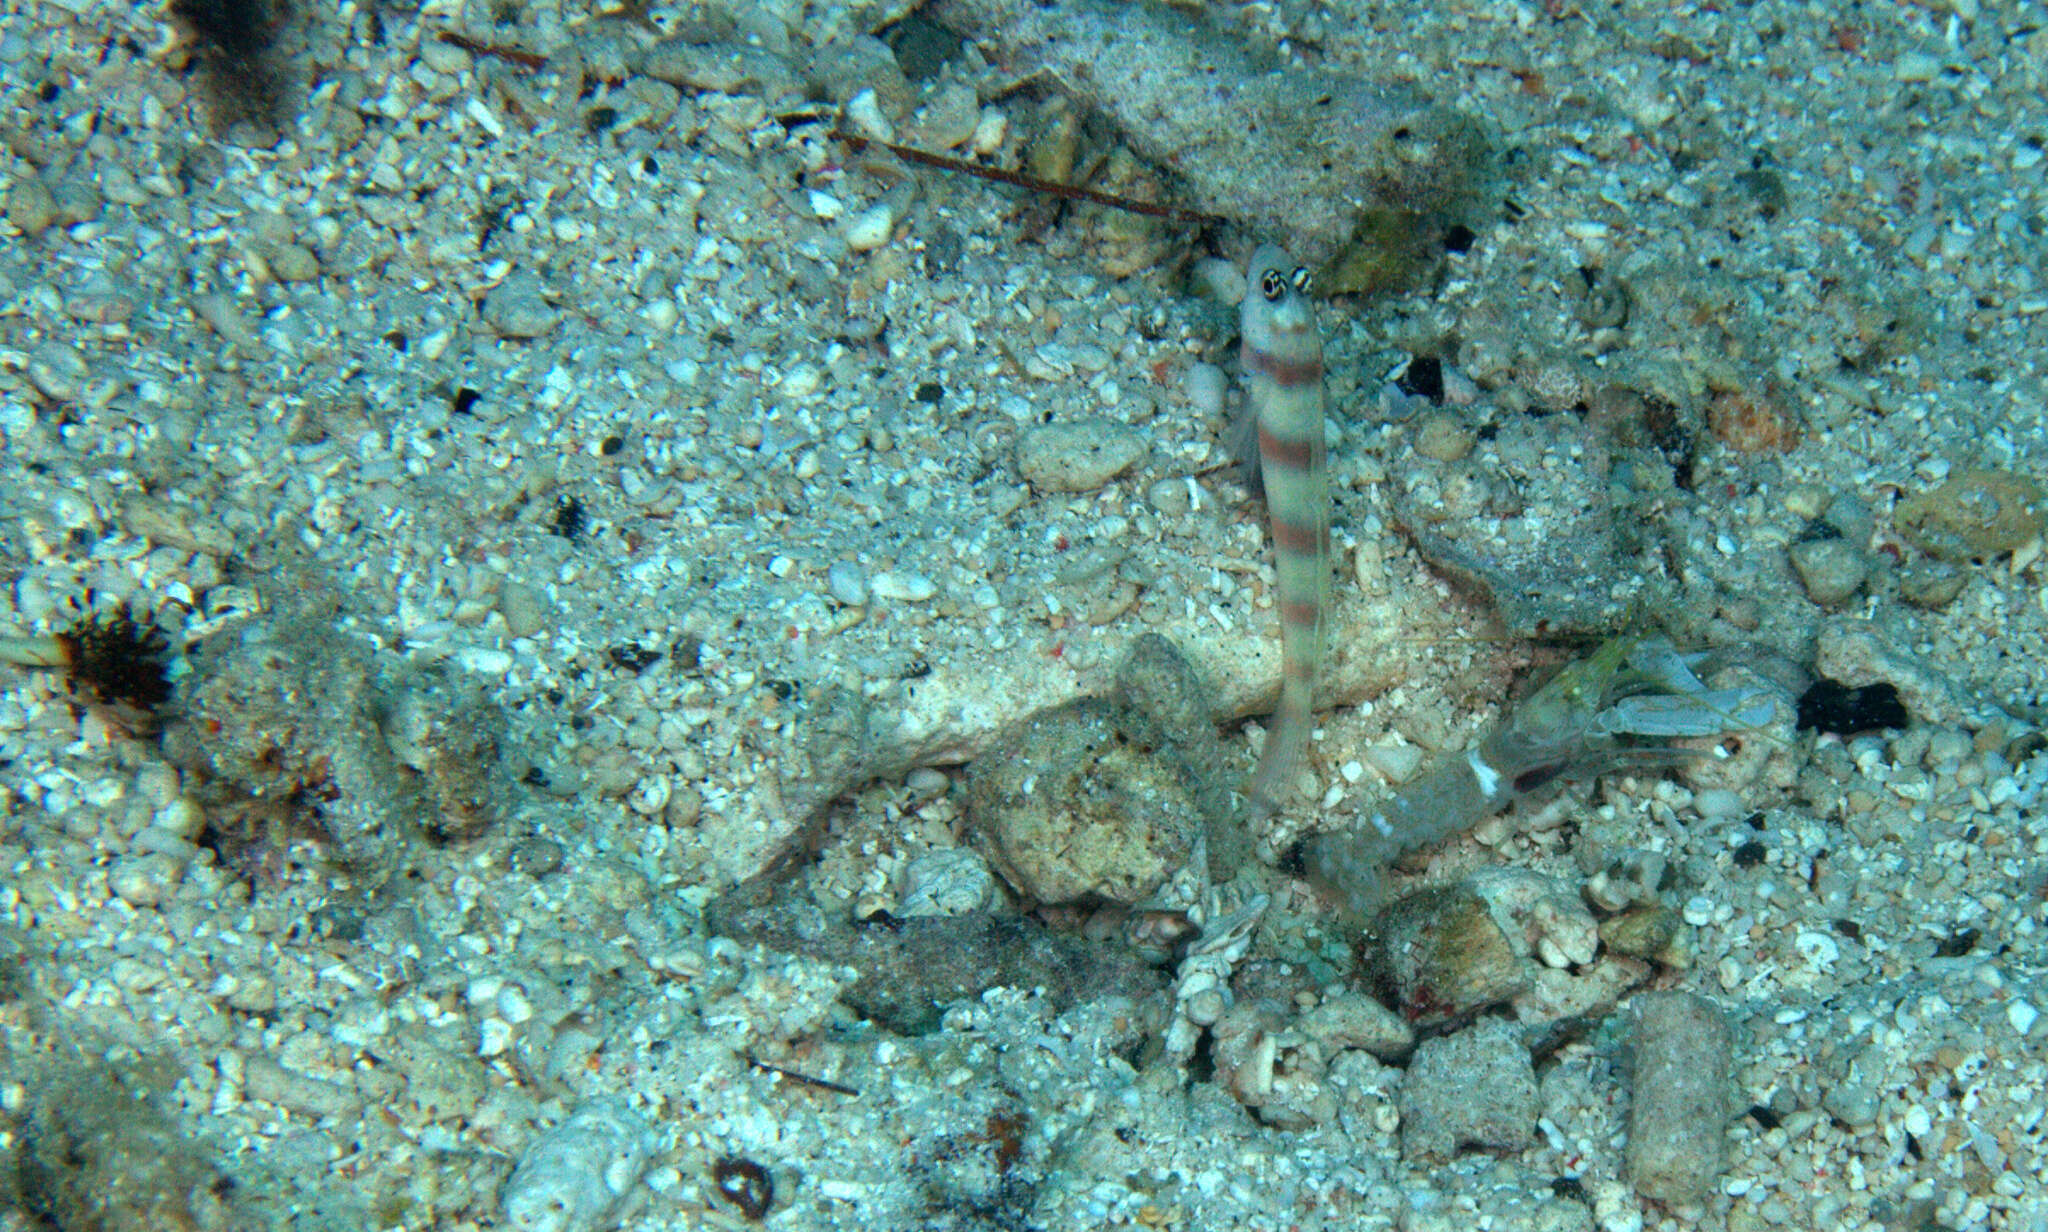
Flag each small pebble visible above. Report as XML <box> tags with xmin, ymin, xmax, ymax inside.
<box><xmin>501</xmin><ymin>1098</ymin><xmax>654</xmax><ymax>1232</ymax></box>
<box><xmin>482</xmin><ymin>270</ymin><xmax>562</xmax><ymax>338</ymax></box>
<box><xmin>843</xmin><ymin>87</ymin><xmax>895</xmax><ymax>141</ymax></box>
<box><xmin>869</xmin><ymin>570</ymin><xmax>936</xmax><ymax>602</ymax></box>
<box><xmin>498</xmin><ymin>581</ymin><xmax>550</xmax><ymax>638</ymax></box>
<box><xmin>1789</xmin><ymin>537</ymin><xmax>1867</xmax><ymax>606</ymax></box>
<box><xmin>25</xmin><ymin>341</ymin><xmax>89</xmax><ymax>402</ymax></box>
<box><xmin>808</xmin><ymin>190</ymin><xmax>844</xmax><ymax>220</ymax></box>
<box><xmin>6</xmin><ymin>175</ymin><xmax>59</xmax><ymax>234</ymax></box>
<box><xmin>108</xmin><ymin>853</ymin><xmax>183</xmax><ymax>908</ymax></box>
<box><xmin>1146</xmin><ymin>477</ymin><xmax>1194</xmax><ymax>516</ymax></box>
<box><xmin>49</xmin><ymin>174</ymin><xmax>102</xmax><ymax>227</ymax></box>
<box><xmin>261</xmin><ymin>239</ymin><xmax>321</xmax><ymax>282</ymax></box>
<box><xmin>1190</xmin><ymin>256</ymin><xmax>1245</xmax><ymax>304</ymax></box>
<box><xmin>1692</xmin><ymin>787</ymin><xmax>1745</xmax><ymax>821</ymax></box>
<box><xmin>826</xmin><ymin>561</ymin><xmax>869</xmax><ymax>606</ymax></box>
<box><xmin>844</xmin><ymin>201</ymin><xmax>898</xmax><ymax>252</ymax></box>
<box><xmin>98</xmin><ymin>164</ymin><xmax>149</xmax><ymax>207</ymax></box>
<box><xmin>897</xmin><ymin>847</ymin><xmax>995</xmax><ymax>918</ymax></box>
<box><xmin>1182</xmin><ymin>363</ymin><xmax>1228</xmax><ymax>417</ymax></box>
<box><xmin>1823</xmin><ymin>1080</ymin><xmax>1879</xmax><ymax>1129</ymax></box>
<box><xmin>1894</xmin><ymin>51</ymin><xmax>1944</xmax><ymax>81</ymax></box>
<box><xmin>912</xmin><ymin>80</ymin><xmax>980</xmax><ymax>149</ymax></box>
<box><xmin>1362</xmin><ymin>743</ymin><xmax>1425</xmax><ymax>784</ymax></box>
<box><xmin>970</xmin><ymin>106</ymin><xmax>1008</xmax><ymax>156</ymax></box>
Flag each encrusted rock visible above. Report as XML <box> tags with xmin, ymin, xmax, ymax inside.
<box><xmin>1815</xmin><ymin>616</ymin><xmax>1983</xmax><ymax>727</ymax></box>
<box><xmin>1366</xmin><ymin>881</ymin><xmax>1527</xmax><ymax>1025</ymax></box>
<box><xmin>1297</xmin><ymin>987</ymin><xmax>1413</xmax><ymax>1061</ymax></box>
<box><xmin>1897</xmin><ymin>558</ymin><xmax>1967</xmax><ymax>609</ymax></box>
<box><xmin>704</xmin><ymin>874</ymin><xmax>1166</xmax><ymax>1035</ymax></box>
<box><xmin>897</xmin><ymin>847</ymin><xmax>996</xmax><ymax>918</ymax></box>
<box><xmin>161</xmin><ymin>584</ymin><xmax>511</xmax><ymax>887</ymax></box>
<box><xmin>631</xmin><ymin>38</ymin><xmax>803</xmax><ymax>101</ymax></box>
<box><xmin>1397</xmin><ymin>1018</ymin><xmax>1538</xmax><ymax>1161</ymax></box>
<box><xmin>1466</xmin><ymin>867</ymin><xmax>1598</xmax><ymax>970</ymax></box>
<box><xmin>1670</xmin><ymin>663</ymin><xmax>1800</xmax><ymax>794</ymax></box>
<box><xmin>1394</xmin><ymin>413</ymin><xmax>1659</xmax><ymax>637</ymax></box>
<box><xmin>1015</xmin><ymin>419</ymin><xmax>1146</xmax><ymax>493</ymax></box>
<box><xmin>926</xmin><ymin>0</ymin><xmax>1489</xmax><ymax>270</ymax></box>
<box><xmin>18</xmin><ymin>1066</ymin><xmax>236</xmax><ymax>1231</ymax></box>
<box><xmin>1894</xmin><ymin>468</ymin><xmax>2045</xmax><ymax>561</ymax></box>
<box><xmin>1411</xmin><ymin>410</ymin><xmax>1475</xmax><ymax>462</ymax></box>
<box><xmin>1599</xmin><ymin>904</ymin><xmax>1685</xmax><ymax>964</ymax></box>
<box><xmin>1625</xmin><ymin>992</ymin><xmax>1734</xmax><ymax>1205</ymax></box>
<box><xmin>965</xmin><ymin>695</ymin><xmax>1201</xmax><ymax>905</ymax></box>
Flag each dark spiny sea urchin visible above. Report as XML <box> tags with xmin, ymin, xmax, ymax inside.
<box><xmin>0</xmin><ymin>593</ymin><xmax>180</xmax><ymax>716</ymax></box>
<box><xmin>54</xmin><ymin>601</ymin><xmax>175</xmax><ymax>711</ymax></box>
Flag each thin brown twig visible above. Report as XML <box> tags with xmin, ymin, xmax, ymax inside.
<box><xmin>436</xmin><ymin>30</ymin><xmax>549</xmax><ymax>71</ymax></box>
<box><xmin>744</xmin><ymin>1052</ymin><xmax>860</xmax><ymax>1097</ymax></box>
<box><xmin>830</xmin><ymin>130</ymin><xmax>1222</xmax><ymax>226</ymax></box>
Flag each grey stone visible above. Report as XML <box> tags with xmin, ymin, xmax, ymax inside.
<box><xmin>24</xmin><ymin>341</ymin><xmax>88</xmax><ymax>402</ymax></box>
<box><xmin>5</xmin><ymin>175</ymin><xmax>57</xmax><ymax>235</ymax></box>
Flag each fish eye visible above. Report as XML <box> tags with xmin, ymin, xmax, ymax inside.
<box><xmin>1259</xmin><ymin>270</ymin><xmax>1287</xmax><ymax>301</ymax></box>
<box><xmin>1290</xmin><ymin>266</ymin><xmax>1313</xmax><ymax>293</ymax></box>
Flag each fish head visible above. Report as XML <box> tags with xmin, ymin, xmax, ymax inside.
<box><xmin>1243</xmin><ymin>244</ymin><xmax>1317</xmax><ymax>341</ymax></box>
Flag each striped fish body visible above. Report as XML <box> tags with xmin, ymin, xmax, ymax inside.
<box><xmin>1240</xmin><ymin>244</ymin><xmax>1329</xmax><ymax>817</ymax></box>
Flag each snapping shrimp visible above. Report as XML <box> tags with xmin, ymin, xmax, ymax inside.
<box><xmin>1299</xmin><ymin>636</ymin><xmax>1779</xmax><ymax>913</ymax></box>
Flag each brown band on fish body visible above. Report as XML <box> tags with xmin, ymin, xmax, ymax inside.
<box><xmin>1270</xmin><ymin>517</ymin><xmax>1321</xmax><ymax>554</ymax></box>
<box><xmin>1245</xmin><ymin>350</ymin><xmax>1324</xmax><ymax>389</ymax></box>
<box><xmin>1256</xmin><ymin>426</ymin><xmax>1318</xmax><ymax>473</ymax></box>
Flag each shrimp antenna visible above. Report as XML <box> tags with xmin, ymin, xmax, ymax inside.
<box><xmin>829</xmin><ymin>131</ymin><xmax>1224</xmax><ymax>225</ymax></box>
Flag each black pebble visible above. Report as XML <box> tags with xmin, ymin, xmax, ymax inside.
<box><xmin>607</xmin><ymin>644</ymin><xmax>662</xmax><ymax>674</ymax></box>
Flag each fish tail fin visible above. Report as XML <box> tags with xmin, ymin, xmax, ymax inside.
<box><xmin>1247</xmin><ymin>671</ymin><xmax>1314</xmax><ymax>819</ymax></box>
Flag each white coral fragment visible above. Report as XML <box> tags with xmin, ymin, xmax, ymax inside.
<box><xmin>502</xmin><ymin>1098</ymin><xmax>655</xmax><ymax>1232</ymax></box>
